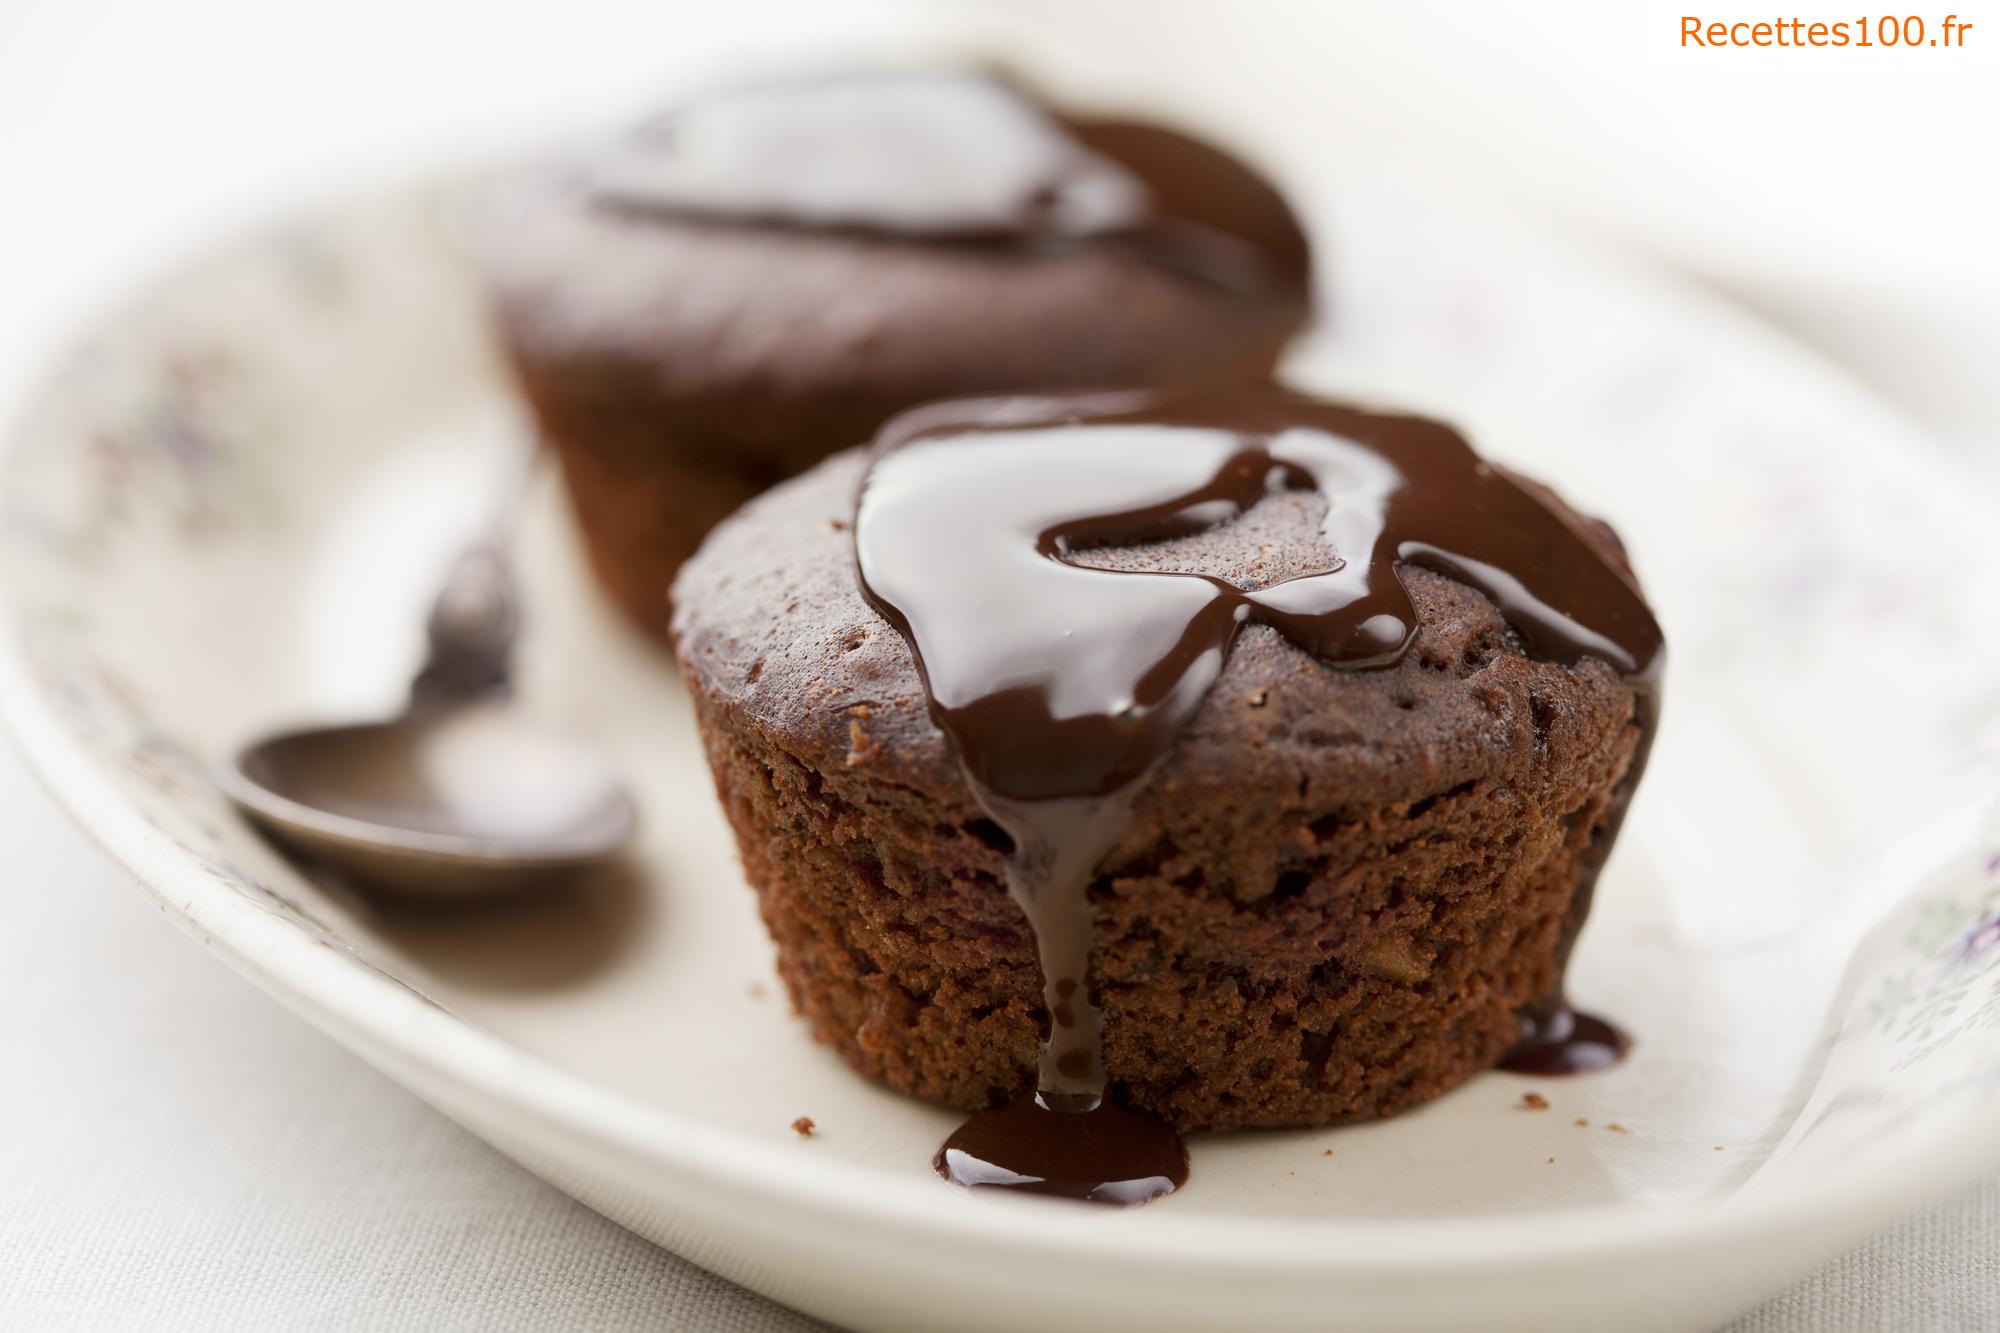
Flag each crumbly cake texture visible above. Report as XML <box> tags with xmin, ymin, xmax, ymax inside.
<box><xmin>670</xmin><ymin>449</ymin><xmax>1644</xmax><ymax>1132</ymax></box>
<box><xmin>472</xmin><ymin>176</ymin><xmax>1309</xmax><ymax>638</ymax></box>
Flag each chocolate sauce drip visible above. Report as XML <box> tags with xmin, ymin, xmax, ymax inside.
<box><xmin>1501</xmin><ymin>1001</ymin><xmax>1630</xmax><ymax>1075</ymax></box>
<box><xmin>588</xmin><ymin>70</ymin><xmax>1308</xmax><ymax>296</ymax></box>
<box><xmin>935</xmin><ymin>1094</ymin><xmax>1187</xmax><ymax>1205</ymax></box>
<box><xmin>854</xmin><ymin>390</ymin><xmax>1662</xmax><ymax>1204</ymax></box>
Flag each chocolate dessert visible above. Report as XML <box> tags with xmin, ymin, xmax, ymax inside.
<box><xmin>472</xmin><ymin>70</ymin><xmax>1312</xmax><ymax>638</ymax></box>
<box><xmin>671</xmin><ymin>389</ymin><xmax>1661</xmax><ymax>1204</ymax></box>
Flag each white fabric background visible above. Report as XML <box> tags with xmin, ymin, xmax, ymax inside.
<box><xmin>4</xmin><ymin>2</ymin><xmax>1999</xmax><ymax>1328</ymax></box>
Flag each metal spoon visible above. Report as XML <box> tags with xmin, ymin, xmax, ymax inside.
<box><xmin>221</xmin><ymin>541</ymin><xmax>637</xmax><ymax>900</ymax></box>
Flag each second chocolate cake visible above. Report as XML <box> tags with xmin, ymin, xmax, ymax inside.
<box><xmin>473</xmin><ymin>69</ymin><xmax>1313</xmax><ymax>639</ymax></box>
<box><xmin>673</xmin><ymin>388</ymin><xmax>1662</xmax><ymax>1191</ymax></box>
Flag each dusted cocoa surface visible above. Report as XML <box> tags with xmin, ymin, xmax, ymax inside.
<box><xmin>671</xmin><ymin>449</ymin><xmax>1644</xmax><ymax>1131</ymax></box>
<box><xmin>472</xmin><ymin>148</ymin><xmax>1309</xmax><ymax>639</ymax></box>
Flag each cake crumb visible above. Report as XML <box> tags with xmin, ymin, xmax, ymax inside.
<box><xmin>1574</xmin><ymin>1117</ymin><xmax>1589</xmax><ymax>1128</ymax></box>
<box><xmin>1714</xmin><ymin>1145</ymin><xmax>1725</xmax><ymax>1152</ymax></box>
<box><xmin>1606</xmin><ymin>1122</ymin><xmax>1630</xmax><ymax>1134</ymax></box>
<box><xmin>1246</xmin><ymin>690</ymin><xmax>1268</xmax><ymax>707</ymax></box>
<box><xmin>1545</xmin><ymin>1156</ymin><xmax>1556</xmax><ymax>1164</ymax></box>
<box><xmin>1321</xmin><ymin>1149</ymin><xmax>1334</xmax><ymax>1157</ymax></box>
<box><xmin>1521</xmin><ymin>1092</ymin><xmax>1549</xmax><ymax>1111</ymax></box>
<box><xmin>824</xmin><ymin>518</ymin><xmax>848</xmax><ymax>533</ymax></box>
<box><xmin>790</xmin><ymin>1116</ymin><xmax>816</xmax><ymax>1137</ymax></box>
<box><xmin>845</xmin><ymin>719</ymin><xmax>881</xmax><ymax>768</ymax></box>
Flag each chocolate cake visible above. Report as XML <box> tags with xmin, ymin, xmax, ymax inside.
<box><xmin>471</xmin><ymin>70</ymin><xmax>1312</xmax><ymax>639</ymax></box>
<box><xmin>672</xmin><ymin>389</ymin><xmax>1661</xmax><ymax>1203</ymax></box>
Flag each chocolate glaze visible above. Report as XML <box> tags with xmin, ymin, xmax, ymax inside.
<box><xmin>853</xmin><ymin>390</ymin><xmax>1663</xmax><ymax>1204</ymax></box>
<box><xmin>588</xmin><ymin>70</ymin><xmax>1309</xmax><ymax>297</ymax></box>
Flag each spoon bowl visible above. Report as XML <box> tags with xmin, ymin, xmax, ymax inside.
<box><xmin>224</xmin><ymin>701</ymin><xmax>637</xmax><ymax>900</ymax></box>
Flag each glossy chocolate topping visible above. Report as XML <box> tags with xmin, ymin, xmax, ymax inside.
<box><xmin>853</xmin><ymin>389</ymin><xmax>1663</xmax><ymax>1203</ymax></box>
<box><xmin>588</xmin><ymin>70</ymin><xmax>1309</xmax><ymax>295</ymax></box>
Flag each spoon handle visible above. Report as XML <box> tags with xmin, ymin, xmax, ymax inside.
<box><xmin>409</xmin><ymin>433</ymin><xmax>544</xmax><ymax>705</ymax></box>
<box><xmin>411</xmin><ymin>543</ymin><xmax>519</xmax><ymax>703</ymax></box>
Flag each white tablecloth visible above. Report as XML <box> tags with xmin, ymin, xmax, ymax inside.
<box><xmin>1</xmin><ymin>744</ymin><xmax>1995</xmax><ymax>1330</ymax></box>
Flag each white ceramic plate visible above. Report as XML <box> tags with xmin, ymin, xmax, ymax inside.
<box><xmin>4</xmin><ymin>170</ymin><xmax>2000</xmax><ymax>1333</ymax></box>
